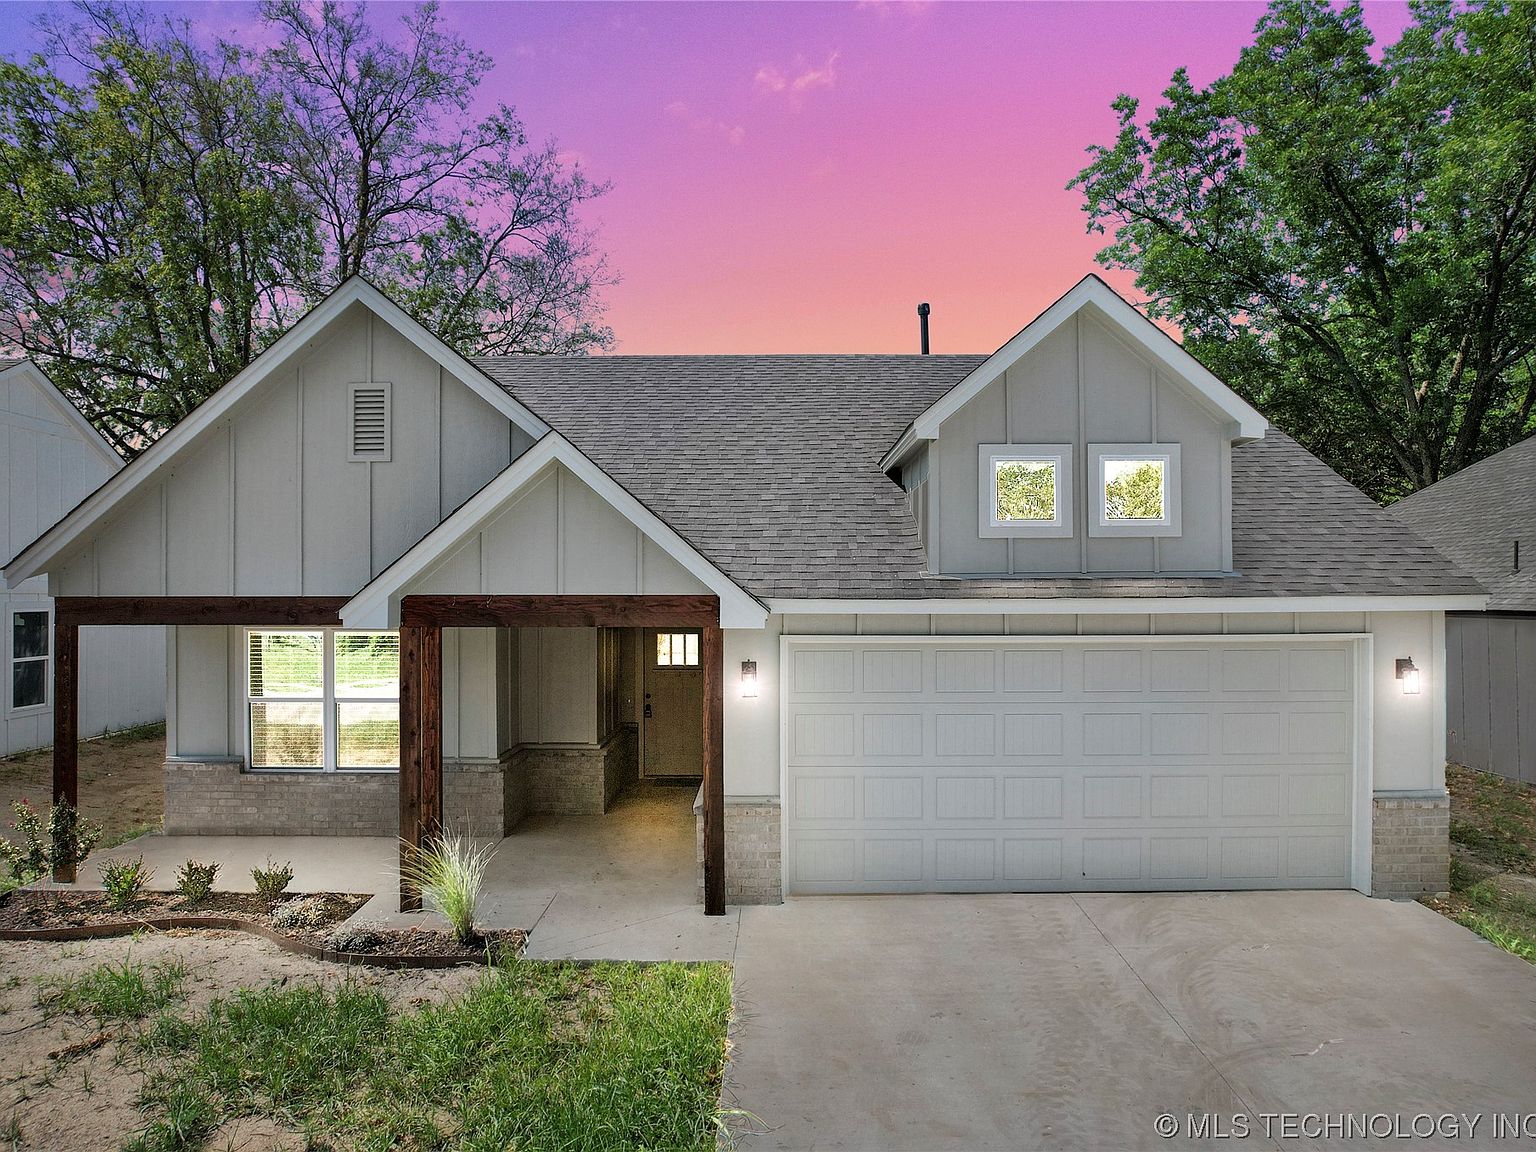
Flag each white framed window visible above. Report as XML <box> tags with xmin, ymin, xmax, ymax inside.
<box><xmin>1089</xmin><ymin>443</ymin><xmax>1182</xmax><ymax>537</ymax></box>
<box><xmin>656</xmin><ymin>631</ymin><xmax>700</xmax><ymax>667</ymax></box>
<box><xmin>247</xmin><ymin>629</ymin><xmax>399</xmax><ymax>771</ymax></box>
<box><xmin>9</xmin><ymin>608</ymin><xmax>50</xmax><ymax>714</ymax></box>
<box><xmin>978</xmin><ymin>443</ymin><xmax>1073</xmax><ymax>538</ymax></box>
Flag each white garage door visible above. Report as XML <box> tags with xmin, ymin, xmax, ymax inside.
<box><xmin>783</xmin><ymin>637</ymin><xmax>1360</xmax><ymax>894</ymax></box>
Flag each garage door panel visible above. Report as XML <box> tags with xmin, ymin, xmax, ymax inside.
<box><xmin>785</xmin><ymin>638</ymin><xmax>1359</xmax><ymax>894</ymax></box>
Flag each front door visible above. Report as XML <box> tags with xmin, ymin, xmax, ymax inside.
<box><xmin>642</xmin><ymin>629</ymin><xmax>704</xmax><ymax>779</ymax></box>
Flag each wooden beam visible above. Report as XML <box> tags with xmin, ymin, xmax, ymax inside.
<box><xmin>398</xmin><ymin>624</ymin><xmax>422</xmax><ymax>912</ymax></box>
<box><xmin>419</xmin><ymin>625</ymin><xmax>443</xmax><ymax>842</ymax></box>
<box><xmin>55</xmin><ymin>596</ymin><xmax>347</xmax><ymax>627</ymax></box>
<box><xmin>701</xmin><ymin>623</ymin><xmax>725</xmax><ymax>915</ymax></box>
<box><xmin>51</xmin><ymin>618</ymin><xmax>79</xmax><ymax>883</ymax></box>
<box><xmin>400</xmin><ymin>594</ymin><xmax>720</xmax><ymax>630</ymax></box>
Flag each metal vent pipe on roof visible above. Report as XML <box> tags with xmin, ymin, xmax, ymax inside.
<box><xmin>918</xmin><ymin>302</ymin><xmax>931</xmax><ymax>355</ymax></box>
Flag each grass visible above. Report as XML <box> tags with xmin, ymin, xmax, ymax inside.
<box><xmin>0</xmin><ymin>721</ymin><xmax>167</xmax><ymax>768</ymax></box>
<box><xmin>127</xmin><ymin>959</ymin><xmax>732</xmax><ymax>1152</ymax></box>
<box><xmin>1427</xmin><ymin>765</ymin><xmax>1536</xmax><ymax>964</ymax></box>
<box><xmin>38</xmin><ymin>958</ymin><xmax>188</xmax><ymax>1024</ymax></box>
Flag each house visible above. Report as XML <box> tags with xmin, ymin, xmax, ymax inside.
<box><xmin>0</xmin><ymin>359</ymin><xmax>163</xmax><ymax>758</ymax></box>
<box><xmin>1</xmin><ymin>276</ymin><xmax>1483</xmax><ymax>910</ymax></box>
<box><xmin>1392</xmin><ymin>436</ymin><xmax>1536</xmax><ymax>785</ymax></box>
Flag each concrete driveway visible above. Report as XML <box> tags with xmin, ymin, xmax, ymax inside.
<box><xmin>724</xmin><ymin>892</ymin><xmax>1536</xmax><ymax>1150</ymax></box>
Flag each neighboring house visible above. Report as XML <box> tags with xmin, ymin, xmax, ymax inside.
<box><xmin>0</xmin><ymin>359</ymin><xmax>164</xmax><ymax>756</ymax></box>
<box><xmin>2</xmin><ymin>276</ymin><xmax>1483</xmax><ymax>909</ymax></box>
<box><xmin>1392</xmin><ymin>436</ymin><xmax>1536</xmax><ymax>785</ymax></box>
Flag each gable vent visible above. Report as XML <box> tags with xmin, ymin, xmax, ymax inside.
<box><xmin>348</xmin><ymin>382</ymin><xmax>391</xmax><ymax>462</ymax></box>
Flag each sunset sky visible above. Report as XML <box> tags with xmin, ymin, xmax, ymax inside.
<box><xmin>0</xmin><ymin>1</ymin><xmax>1414</xmax><ymax>354</ymax></box>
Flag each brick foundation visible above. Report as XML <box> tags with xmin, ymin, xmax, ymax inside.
<box><xmin>696</xmin><ymin>794</ymin><xmax>782</xmax><ymax>905</ymax></box>
<box><xmin>1371</xmin><ymin>792</ymin><xmax>1450</xmax><ymax>898</ymax></box>
<box><xmin>504</xmin><ymin>727</ymin><xmax>638</xmax><ymax>816</ymax></box>
<box><xmin>163</xmin><ymin>759</ymin><xmax>505</xmax><ymax>837</ymax></box>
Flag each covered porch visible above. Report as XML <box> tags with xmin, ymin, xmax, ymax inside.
<box><xmin>47</xmin><ymin>591</ymin><xmax>728</xmax><ymax>917</ymax></box>
<box><xmin>80</xmin><ymin>778</ymin><xmax>738</xmax><ymax>959</ymax></box>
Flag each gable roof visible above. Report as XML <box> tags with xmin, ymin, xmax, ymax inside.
<box><xmin>3</xmin><ymin>277</ymin><xmax>549</xmax><ymax>585</ymax></box>
<box><xmin>880</xmin><ymin>275</ymin><xmax>1267</xmax><ymax>473</ymax></box>
<box><xmin>1391</xmin><ymin>435</ymin><xmax>1536</xmax><ymax>611</ymax></box>
<box><xmin>477</xmin><ymin>354</ymin><xmax>1483</xmax><ymax>606</ymax></box>
<box><xmin>341</xmin><ymin>431</ymin><xmax>767</xmax><ymax>629</ymax></box>
<box><xmin>0</xmin><ymin>359</ymin><xmax>122</xmax><ymax>472</ymax></box>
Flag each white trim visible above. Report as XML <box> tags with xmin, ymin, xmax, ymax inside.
<box><xmin>5</xmin><ymin>602</ymin><xmax>52</xmax><ymax>717</ymax></box>
<box><xmin>767</xmin><ymin>595</ymin><xmax>1489</xmax><ymax>616</ymax></box>
<box><xmin>779</xmin><ymin>631</ymin><xmax>1373</xmax><ymax>898</ymax></box>
<box><xmin>1089</xmin><ymin>443</ymin><xmax>1182</xmax><ymax>537</ymax></box>
<box><xmin>340</xmin><ymin>432</ymin><xmax>769</xmax><ymax>630</ymax></box>
<box><xmin>0</xmin><ymin>360</ymin><xmax>122</xmax><ymax>473</ymax></box>
<box><xmin>880</xmin><ymin>276</ymin><xmax>1267</xmax><ymax>473</ymax></box>
<box><xmin>3</xmin><ymin>278</ymin><xmax>549</xmax><ymax>586</ymax></box>
<box><xmin>978</xmin><ymin>444</ymin><xmax>1073</xmax><ymax>538</ymax></box>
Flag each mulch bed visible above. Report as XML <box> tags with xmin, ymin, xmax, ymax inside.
<box><xmin>0</xmin><ymin>889</ymin><xmax>525</xmax><ymax>968</ymax></box>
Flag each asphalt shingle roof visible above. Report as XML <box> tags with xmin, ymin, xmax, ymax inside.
<box><xmin>1391</xmin><ymin>435</ymin><xmax>1536</xmax><ymax>611</ymax></box>
<box><xmin>475</xmin><ymin>354</ymin><xmax>1484</xmax><ymax>603</ymax></box>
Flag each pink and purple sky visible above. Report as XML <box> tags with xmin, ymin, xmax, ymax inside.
<box><xmin>0</xmin><ymin>1</ymin><xmax>1414</xmax><ymax>354</ymax></box>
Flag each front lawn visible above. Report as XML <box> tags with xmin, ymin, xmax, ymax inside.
<box><xmin>1</xmin><ymin>938</ymin><xmax>733</xmax><ymax>1152</ymax></box>
<box><xmin>1423</xmin><ymin>764</ymin><xmax>1536</xmax><ymax>963</ymax></box>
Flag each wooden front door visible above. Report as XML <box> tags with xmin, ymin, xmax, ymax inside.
<box><xmin>642</xmin><ymin>628</ymin><xmax>704</xmax><ymax>778</ymax></box>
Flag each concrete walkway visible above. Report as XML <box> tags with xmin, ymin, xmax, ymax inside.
<box><xmin>79</xmin><ymin>780</ymin><xmax>736</xmax><ymax>960</ymax></box>
<box><xmin>724</xmin><ymin>892</ymin><xmax>1536</xmax><ymax>1150</ymax></box>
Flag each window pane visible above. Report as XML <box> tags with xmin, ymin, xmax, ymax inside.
<box><xmin>250</xmin><ymin>701</ymin><xmax>323</xmax><ymax>768</ymax></box>
<box><xmin>334</xmin><ymin>632</ymin><xmax>399</xmax><ymax>698</ymax></box>
<box><xmin>684</xmin><ymin>633</ymin><xmax>699</xmax><ymax>666</ymax></box>
<box><xmin>656</xmin><ymin>633</ymin><xmax>672</xmax><ymax>666</ymax></box>
<box><xmin>12</xmin><ymin>612</ymin><xmax>47</xmax><ymax>660</ymax></box>
<box><xmin>994</xmin><ymin>460</ymin><xmax>1056</xmax><ymax>521</ymax></box>
<box><xmin>1103</xmin><ymin>459</ymin><xmax>1166</xmax><ymax>520</ymax></box>
<box><xmin>12</xmin><ymin>660</ymin><xmax>44</xmax><ymax>708</ymax></box>
<box><xmin>249</xmin><ymin>632</ymin><xmax>322</xmax><ymax>698</ymax></box>
<box><xmin>337</xmin><ymin>702</ymin><xmax>399</xmax><ymax>769</ymax></box>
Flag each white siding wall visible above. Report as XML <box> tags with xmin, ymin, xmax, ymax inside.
<box><xmin>722</xmin><ymin>610</ymin><xmax>1442</xmax><ymax>799</ymax></box>
<box><xmin>50</xmin><ymin>304</ymin><xmax>519</xmax><ymax>598</ymax></box>
<box><xmin>0</xmin><ymin>367</ymin><xmax>165</xmax><ymax>753</ymax></box>
<box><xmin>924</xmin><ymin>310</ymin><xmax>1232</xmax><ymax>576</ymax></box>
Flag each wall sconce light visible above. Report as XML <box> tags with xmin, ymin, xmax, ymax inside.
<box><xmin>1396</xmin><ymin>657</ymin><xmax>1421</xmax><ymax>695</ymax></box>
<box><xmin>740</xmin><ymin>659</ymin><xmax>758</xmax><ymax>698</ymax></box>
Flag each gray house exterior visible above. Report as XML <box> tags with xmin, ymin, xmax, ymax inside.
<box><xmin>1393</xmin><ymin>436</ymin><xmax>1536</xmax><ymax>786</ymax></box>
<box><xmin>4</xmin><ymin>275</ymin><xmax>1483</xmax><ymax>906</ymax></box>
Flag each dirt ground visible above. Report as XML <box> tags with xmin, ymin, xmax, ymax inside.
<box><xmin>0</xmin><ymin>725</ymin><xmax>166</xmax><ymax>847</ymax></box>
<box><xmin>0</xmin><ymin>931</ymin><xmax>483</xmax><ymax>1152</ymax></box>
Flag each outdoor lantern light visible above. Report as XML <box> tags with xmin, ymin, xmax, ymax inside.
<box><xmin>740</xmin><ymin>659</ymin><xmax>758</xmax><ymax>698</ymax></box>
<box><xmin>1396</xmin><ymin>657</ymin><xmax>1421</xmax><ymax>695</ymax></box>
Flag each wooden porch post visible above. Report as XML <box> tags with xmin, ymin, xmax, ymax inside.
<box><xmin>51</xmin><ymin>618</ymin><xmax>79</xmax><ymax>883</ymax></box>
<box><xmin>398</xmin><ymin>624</ymin><xmax>423</xmax><ymax>911</ymax></box>
<box><xmin>702</xmin><ymin>623</ymin><xmax>725</xmax><ymax>915</ymax></box>
<box><xmin>398</xmin><ymin>622</ymin><xmax>444</xmax><ymax>912</ymax></box>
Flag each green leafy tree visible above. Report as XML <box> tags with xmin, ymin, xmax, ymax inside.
<box><xmin>1072</xmin><ymin>0</ymin><xmax>1536</xmax><ymax>500</ymax></box>
<box><xmin>1104</xmin><ymin>461</ymin><xmax>1165</xmax><ymax>520</ymax></box>
<box><xmin>0</xmin><ymin>1</ymin><xmax>612</xmax><ymax>454</ymax></box>
<box><xmin>995</xmin><ymin>461</ymin><xmax>1057</xmax><ymax>521</ymax></box>
<box><xmin>0</xmin><ymin>2</ymin><xmax>316</xmax><ymax>454</ymax></box>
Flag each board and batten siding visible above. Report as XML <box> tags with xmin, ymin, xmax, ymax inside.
<box><xmin>49</xmin><ymin>304</ymin><xmax>533</xmax><ymax>598</ymax></box>
<box><xmin>1445</xmin><ymin>613</ymin><xmax>1536</xmax><ymax>785</ymax></box>
<box><xmin>0</xmin><ymin>365</ymin><xmax>163</xmax><ymax>754</ymax></box>
<box><xmin>922</xmin><ymin>309</ymin><xmax>1232</xmax><ymax>576</ymax></box>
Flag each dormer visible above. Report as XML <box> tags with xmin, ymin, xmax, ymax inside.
<box><xmin>882</xmin><ymin>276</ymin><xmax>1266</xmax><ymax>577</ymax></box>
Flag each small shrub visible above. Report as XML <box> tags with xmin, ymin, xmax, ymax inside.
<box><xmin>174</xmin><ymin>859</ymin><xmax>219</xmax><ymax>905</ymax></box>
<box><xmin>98</xmin><ymin>855</ymin><xmax>154</xmax><ymax>910</ymax></box>
<box><xmin>271</xmin><ymin>894</ymin><xmax>335</xmax><ymax>931</ymax></box>
<box><xmin>400</xmin><ymin>831</ymin><xmax>496</xmax><ymax>944</ymax></box>
<box><xmin>251</xmin><ymin>858</ymin><xmax>295</xmax><ymax>909</ymax></box>
<box><xmin>325</xmin><ymin>923</ymin><xmax>383</xmax><ymax>954</ymax></box>
<box><xmin>0</xmin><ymin>799</ymin><xmax>103</xmax><ymax>885</ymax></box>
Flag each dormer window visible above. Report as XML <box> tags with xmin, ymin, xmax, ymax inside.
<box><xmin>1091</xmin><ymin>444</ymin><xmax>1181</xmax><ymax>537</ymax></box>
<box><xmin>979</xmin><ymin>444</ymin><xmax>1073</xmax><ymax>537</ymax></box>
